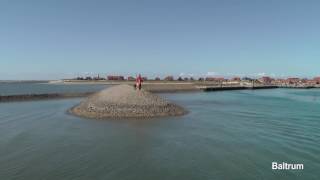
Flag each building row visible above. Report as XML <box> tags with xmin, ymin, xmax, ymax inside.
<box><xmin>259</xmin><ymin>76</ymin><xmax>320</xmax><ymax>86</ymax></box>
<box><xmin>73</xmin><ymin>75</ymin><xmax>320</xmax><ymax>85</ymax></box>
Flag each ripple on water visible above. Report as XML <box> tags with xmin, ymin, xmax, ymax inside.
<box><xmin>0</xmin><ymin>89</ymin><xmax>320</xmax><ymax>180</ymax></box>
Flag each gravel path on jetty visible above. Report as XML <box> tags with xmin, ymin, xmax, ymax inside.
<box><xmin>70</xmin><ymin>85</ymin><xmax>187</xmax><ymax>119</ymax></box>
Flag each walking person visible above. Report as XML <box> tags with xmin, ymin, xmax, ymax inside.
<box><xmin>136</xmin><ymin>74</ymin><xmax>143</xmax><ymax>90</ymax></box>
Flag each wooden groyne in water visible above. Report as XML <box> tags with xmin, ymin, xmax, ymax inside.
<box><xmin>0</xmin><ymin>92</ymin><xmax>94</xmax><ymax>102</ymax></box>
<box><xmin>198</xmin><ymin>85</ymin><xmax>319</xmax><ymax>91</ymax></box>
<box><xmin>198</xmin><ymin>85</ymin><xmax>279</xmax><ymax>92</ymax></box>
<box><xmin>278</xmin><ymin>85</ymin><xmax>316</xmax><ymax>89</ymax></box>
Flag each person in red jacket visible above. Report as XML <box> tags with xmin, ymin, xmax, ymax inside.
<box><xmin>136</xmin><ymin>74</ymin><xmax>143</xmax><ymax>90</ymax></box>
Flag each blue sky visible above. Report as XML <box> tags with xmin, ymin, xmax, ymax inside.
<box><xmin>1</xmin><ymin>0</ymin><xmax>320</xmax><ymax>80</ymax></box>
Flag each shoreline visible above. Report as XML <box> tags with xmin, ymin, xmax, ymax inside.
<box><xmin>51</xmin><ymin>80</ymin><xmax>320</xmax><ymax>88</ymax></box>
<box><xmin>1</xmin><ymin>83</ymin><xmax>317</xmax><ymax>103</ymax></box>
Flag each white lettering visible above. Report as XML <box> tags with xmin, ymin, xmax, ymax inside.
<box><xmin>272</xmin><ymin>162</ymin><xmax>304</xmax><ymax>170</ymax></box>
<box><xmin>272</xmin><ymin>162</ymin><xmax>278</xmax><ymax>170</ymax></box>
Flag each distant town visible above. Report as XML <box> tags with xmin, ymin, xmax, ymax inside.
<box><xmin>66</xmin><ymin>75</ymin><xmax>320</xmax><ymax>88</ymax></box>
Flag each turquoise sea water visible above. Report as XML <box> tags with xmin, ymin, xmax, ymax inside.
<box><xmin>0</xmin><ymin>84</ymin><xmax>319</xmax><ymax>180</ymax></box>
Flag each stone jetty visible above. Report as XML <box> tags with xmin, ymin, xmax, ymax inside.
<box><xmin>70</xmin><ymin>85</ymin><xmax>187</xmax><ymax>119</ymax></box>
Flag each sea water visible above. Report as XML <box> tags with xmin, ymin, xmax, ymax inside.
<box><xmin>0</xmin><ymin>85</ymin><xmax>319</xmax><ymax>180</ymax></box>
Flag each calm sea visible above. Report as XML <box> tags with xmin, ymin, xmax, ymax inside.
<box><xmin>0</xmin><ymin>83</ymin><xmax>319</xmax><ymax>180</ymax></box>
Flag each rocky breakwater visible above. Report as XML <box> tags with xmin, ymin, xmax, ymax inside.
<box><xmin>70</xmin><ymin>85</ymin><xmax>187</xmax><ymax>119</ymax></box>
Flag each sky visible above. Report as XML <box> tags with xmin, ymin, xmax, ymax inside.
<box><xmin>1</xmin><ymin>0</ymin><xmax>320</xmax><ymax>80</ymax></box>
